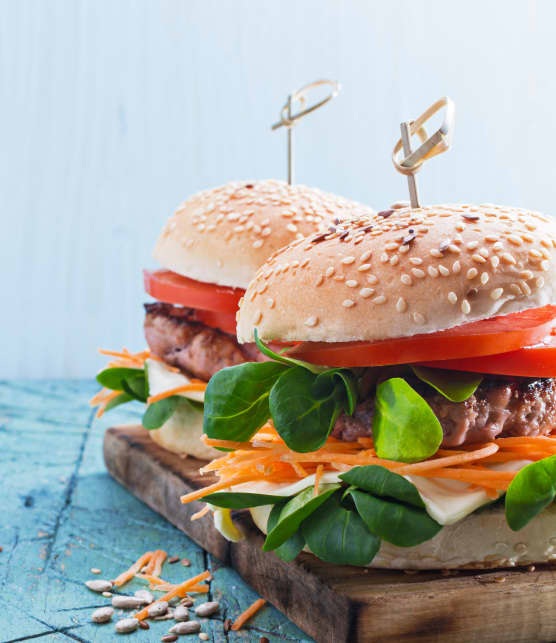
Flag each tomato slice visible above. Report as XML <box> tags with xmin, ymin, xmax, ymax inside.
<box><xmin>287</xmin><ymin>306</ymin><xmax>556</xmax><ymax>368</ymax></box>
<box><xmin>144</xmin><ymin>269</ymin><xmax>244</xmax><ymax>313</ymax></box>
<box><xmin>194</xmin><ymin>309</ymin><xmax>237</xmax><ymax>335</ymax></box>
<box><xmin>419</xmin><ymin>331</ymin><xmax>556</xmax><ymax>377</ymax></box>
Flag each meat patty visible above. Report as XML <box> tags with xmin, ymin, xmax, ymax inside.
<box><xmin>332</xmin><ymin>375</ymin><xmax>556</xmax><ymax>447</ymax></box>
<box><xmin>144</xmin><ymin>303</ymin><xmax>265</xmax><ymax>381</ymax></box>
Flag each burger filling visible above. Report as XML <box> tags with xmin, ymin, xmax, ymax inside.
<box><xmin>333</xmin><ymin>374</ymin><xmax>556</xmax><ymax>447</ymax></box>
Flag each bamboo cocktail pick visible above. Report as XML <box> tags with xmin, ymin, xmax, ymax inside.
<box><xmin>392</xmin><ymin>97</ymin><xmax>456</xmax><ymax>207</ymax></box>
<box><xmin>272</xmin><ymin>79</ymin><xmax>341</xmax><ymax>185</ymax></box>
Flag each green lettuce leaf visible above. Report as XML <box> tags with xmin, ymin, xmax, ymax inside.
<box><xmin>412</xmin><ymin>366</ymin><xmax>482</xmax><ymax>402</ymax></box>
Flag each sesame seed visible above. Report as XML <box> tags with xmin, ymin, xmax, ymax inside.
<box><xmin>261</xmin><ymin>227</ymin><xmax>271</xmax><ymax>237</ymax></box>
<box><xmin>360</xmin><ymin>288</ymin><xmax>374</xmax><ymax>298</ymax></box>
<box><xmin>390</xmin><ymin>256</ymin><xmax>399</xmax><ymax>266</ymax></box>
<box><xmin>401</xmin><ymin>274</ymin><xmax>413</xmax><ymax>286</ymax></box>
<box><xmin>508</xmin><ymin>235</ymin><xmax>522</xmax><ymax>246</ymax></box>
<box><xmin>396</xmin><ymin>297</ymin><xmax>407</xmax><ymax>312</ymax></box>
<box><xmin>367</xmin><ymin>274</ymin><xmax>378</xmax><ymax>284</ymax></box>
<box><xmin>490</xmin><ymin>288</ymin><xmax>504</xmax><ymax>300</ymax></box>
<box><xmin>358</xmin><ymin>263</ymin><xmax>371</xmax><ymax>272</ymax></box>
<box><xmin>360</xmin><ymin>250</ymin><xmax>372</xmax><ymax>262</ymax></box>
<box><xmin>252</xmin><ymin>239</ymin><xmax>263</xmax><ymax>249</ymax></box>
<box><xmin>438</xmin><ymin>265</ymin><xmax>450</xmax><ymax>277</ymax></box>
<box><xmin>491</xmin><ymin>256</ymin><xmax>500</xmax><ymax>269</ymax></box>
<box><xmin>484</xmin><ymin>235</ymin><xmax>498</xmax><ymax>242</ymax></box>
<box><xmin>411</xmin><ymin>268</ymin><xmax>425</xmax><ymax>279</ymax></box>
<box><xmin>472</xmin><ymin>254</ymin><xmax>487</xmax><ymax>264</ymax></box>
<box><xmin>501</xmin><ymin>253</ymin><xmax>517</xmax><ymax>265</ymax></box>
<box><xmin>266</xmin><ymin>298</ymin><xmax>275</xmax><ymax>308</ymax></box>
<box><xmin>466</xmin><ymin>241</ymin><xmax>479</xmax><ymax>250</ymax></box>
<box><xmin>342</xmin><ymin>256</ymin><xmax>356</xmax><ymax>265</ymax></box>
<box><xmin>430</xmin><ymin>249</ymin><xmax>443</xmax><ymax>258</ymax></box>
<box><xmin>342</xmin><ymin>299</ymin><xmax>355</xmax><ymax>308</ymax></box>
<box><xmin>315</xmin><ymin>275</ymin><xmax>324</xmax><ymax>287</ymax></box>
<box><xmin>466</xmin><ymin>268</ymin><xmax>478</xmax><ymax>279</ymax></box>
<box><xmin>287</xmin><ymin>223</ymin><xmax>298</xmax><ymax>233</ymax></box>
<box><xmin>541</xmin><ymin>260</ymin><xmax>550</xmax><ymax>271</ymax></box>
<box><xmin>409</xmin><ymin>257</ymin><xmax>423</xmax><ymax>266</ymax></box>
<box><xmin>325</xmin><ymin>267</ymin><xmax>335</xmax><ymax>278</ymax></box>
<box><xmin>448</xmin><ymin>244</ymin><xmax>461</xmax><ymax>254</ymax></box>
<box><xmin>346</xmin><ymin>280</ymin><xmax>358</xmax><ymax>288</ymax></box>
<box><xmin>385</xmin><ymin>242</ymin><xmax>398</xmax><ymax>251</ymax></box>
<box><xmin>427</xmin><ymin>266</ymin><xmax>439</xmax><ymax>278</ymax></box>
<box><xmin>529</xmin><ymin>248</ymin><xmax>542</xmax><ymax>258</ymax></box>
<box><xmin>452</xmin><ymin>261</ymin><xmax>462</xmax><ymax>274</ymax></box>
<box><xmin>461</xmin><ymin>299</ymin><xmax>471</xmax><ymax>314</ymax></box>
<box><xmin>492</xmin><ymin>241</ymin><xmax>504</xmax><ymax>251</ymax></box>
<box><xmin>536</xmin><ymin>276</ymin><xmax>545</xmax><ymax>288</ymax></box>
<box><xmin>480</xmin><ymin>272</ymin><xmax>489</xmax><ymax>285</ymax></box>
<box><xmin>398</xmin><ymin>244</ymin><xmax>410</xmax><ymax>254</ymax></box>
<box><xmin>509</xmin><ymin>283</ymin><xmax>522</xmax><ymax>295</ymax></box>
<box><xmin>380</xmin><ymin>253</ymin><xmax>389</xmax><ymax>263</ymax></box>
<box><xmin>447</xmin><ymin>292</ymin><xmax>458</xmax><ymax>304</ymax></box>
<box><xmin>304</xmin><ymin>316</ymin><xmax>319</xmax><ymax>327</ymax></box>
<box><xmin>520</xmin><ymin>270</ymin><xmax>534</xmax><ymax>280</ymax></box>
<box><xmin>413</xmin><ymin>312</ymin><xmax>426</xmax><ymax>324</ymax></box>
<box><xmin>372</xmin><ymin>295</ymin><xmax>387</xmax><ymax>304</ymax></box>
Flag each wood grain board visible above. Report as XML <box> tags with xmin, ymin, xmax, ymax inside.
<box><xmin>104</xmin><ymin>425</ymin><xmax>556</xmax><ymax>643</ymax></box>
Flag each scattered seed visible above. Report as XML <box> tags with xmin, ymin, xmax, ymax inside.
<box><xmin>260</xmin><ymin>638</ymin><xmax>270</xmax><ymax>643</ymax></box>
<box><xmin>528</xmin><ymin>565</ymin><xmax>536</xmax><ymax>572</ymax></box>
<box><xmin>181</xmin><ymin>558</ymin><xmax>191</xmax><ymax>567</ymax></box>
<box><xmin>180</xmin><ymin>597</ymin><xmax>194</xmax><ymax>607</ymax></box>
<box><xmin>194</xmin><ymin>601</ymin><xmax>220</xmax><ymax>617</ymax></box>
<box><xmin>161</xmin><ymin>636</ymin><xmax>178</xmax><ymax>642</ymax></box>
<box><xmin>85</xmin><ymin>579</ymin><xmax>113</xmax><ymax>593</ymax></box>
<box><xmin>494</xmin><ymin>576</ymin><xmax>506</xmax><ymax>583</ymax></box>
<box><xmin>90</xmin><ymin>568</ymin><xmax>101</xmax><ymax>574</ymax></box>
<box><xmin>170</xmin><ymin>621</ymin><xmax>201</xmax><ymax>634</ymax></box>
<box><xmin>0</xmin><ymin>546</ymin><xmax>3</xmax><ymax>552</ymax></box>
<box><xmin>91</xmin><ymin>606</ymin><xmax>114</xmax><ymax>624</ymax></box>
<box><xmin>112</xmin><ymin>595</ymin><xmax>145</xmax><ymax>609</ymax></box>
<box><xmin>102</xmin><ymin>591</ymin><xmax>112</xmax><ymax>598</ymax></box>
<box><xmin>199</xmin><ymin>634</ymin><xmax>209</xmax><ymax>641</ymax></box>
<box><xmin>134</xmin><ymin>589</ymin><xmax>154</xmax><ymax>605</ymax></box>
<box><xmin>148</xmin><ymin>601</ymin><xmax>169</xmax><ymax>617</ymax></box>
<box><xmin>223</xmin><ymin>618</ymin><xmax>232</xmax><ymax>632</ymax></box>
<box><xmin>174</xmin><ymin>605</ymin><xmax>189</xmax><ymax>621</ymax></box>
<box><xmin>168</xmin><ymin>556</ymin><xmax>180</xmax><ymax>564</ymax></box>
<box><xmin>139</xmin><ymin>620</ymin><xmax>150</xmax><ymax>629</ymax></box>
<box><xmin>377</xmin><ymin>209</ymin><xmax>394</xmax><ymax>218</ymax></box>
<box><xmin>154</xmin><ymin>611</ymin><xmax>175</xmax><ymax>621</ymax></box>
<box><xmin>115</xmin><ymin>617</ymin><xmax>139</xmax><ymax>633</ymax></box>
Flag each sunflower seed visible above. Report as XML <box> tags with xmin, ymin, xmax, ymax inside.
<box><xmin>169</xmin><ymin>621</ymin><xmax>201</xmax><ymax>634</ymax></box>
<box><xmin>91</xmin><ymin>606</ymin><xmax>114</xmax><ymax>623</ymax></box>
<box><xmin>148</xmin><ymin>601</ymin><xmax>169</xmax><ymax>617</ymax></box>
<box><xmin>173</xmin><ymin>604</ymin><xmax>189</xmax><ymax>621</ymax></box>
<box><xmin>194</xmin><ymin>601</ymin><xmax>219</xmax><ymax>617</ymax></box>
<box><xmin>161</xmin><ymin>636</ymin><xmax>178</xmax><ymax>642</ymax></box>
<box><xmin>112</xmin><ymin>595</ymin><xmax>144</xmax><ymax>609</ymax></box>
<box><xmin>134</xmin><ymin>589</ymin><xmax>154</xmax><ymax>605</ymax></box>
<box><xmin>85</xmin><ymin>579</ymin><xmax>113</xmax><ymax>593</ymax></box>
<box><xmin>199</xmin><ymin>634</ymin><xmax>209</xmax><ymax>641</ymax></box>
<box><xmin>115</xmin><ymin>617</ymin><xmax>139</xmax><ymax>633</ymax></box>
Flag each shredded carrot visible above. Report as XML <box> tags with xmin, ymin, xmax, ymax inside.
<box><xmin>395</xmin><ymin>443</ymin><xmax>499</xmax><ymax>475</ymax></box>
<box><xmin>93</xmin><ymin>389</ymin><xmax>122</xmax><ymax>418</ymax></box>
<box><xmin>314</xmin><ymin>465</ymin><xmax>324</xmax><ymax>497</ymax></box>
<box><xmin>113</xmin><ymin>552</ymin><xmax>153</xmax><ymax>587</ymax></box>
<box><xmin>231</xmin><ymin>598</ymin><xmax>267</xmax><ymax>631</ymax></box>
<box><xmin>191</xmin><ymin>504</ymin><xmax>211</xmax><ymax>521</ymax></box>
<box><xmin>142</xmin><ymin>549</ymin><xmax>166</xmax><ymax>576</ymax></box>
<box><xmin>147</xmin><ymin>383</ymin><xmax>207</xmax><ymax>405</ymax></box>
<box><xmin>134</xmin><ymin>570</ymin><xmax>211</xmax><ymax>621</ymax></box>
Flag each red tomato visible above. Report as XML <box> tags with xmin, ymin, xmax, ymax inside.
<box><xmin>420</xmin><ymin>331</ymin><xmax>556</xmax><ymax>377</ymax></box>
<box><xmin>287</xmin><ymin>306</ymin><xmax>556</xmax><ymax>368</ymax></box>
<box><xmin>144</xmin><ymin>269</ymin><xmax>244</xmax><ymax>313</ymax></box>
<box><xmin>194</xmin><ymin>309</ymin><xmax>237</xmax><ymax>335</ymax></box>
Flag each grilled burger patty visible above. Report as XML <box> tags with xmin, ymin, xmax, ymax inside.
<box><xmin>333</xmin><ymin>375</ymin><xmax>556</xmax><ymax>447</ymax></box>
<box><xmin>144</xmin><ymin>303</ymin><xmax>264</xmax><ymax>381</ymax></box>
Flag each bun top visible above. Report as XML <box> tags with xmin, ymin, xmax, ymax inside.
<box><xmin>153</xmin><ymin>180</ymin><xmax>374</xmax><ymax>289</ymax></box>
<box><xmin>237</xmin><ymin>203</ymin><xmax>556</xmax><ymax>343</ymax></box>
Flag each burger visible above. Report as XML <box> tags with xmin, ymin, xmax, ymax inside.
<box><xmin>182</xmin><ymin>203</ymin><xmax>556</xmax><ymax>569</ymax></box>
<box><xmin>90</xmin><ymin>180</ymin><xmax>374</xmax><ymax>461</ymax></box>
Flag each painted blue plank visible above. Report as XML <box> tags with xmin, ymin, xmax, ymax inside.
<box><xmin>0</xmin><ymin>380</ymin><xmax>314</xmax><ymax>641</ymax></box>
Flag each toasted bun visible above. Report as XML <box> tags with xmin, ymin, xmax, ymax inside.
<box><xmin>238</xmin><ymin>204</ymin><xmax>556</xmax><ymax>343</ymax></box>
<box><xmin>250</xmin><ymin>502</ymin><xmax>556</xmax><ymax>570</ymax></box>
<box><xmin>153</xmin><ymin>180</ymin><xmax>374</xmax><ymax>289</ymax></box>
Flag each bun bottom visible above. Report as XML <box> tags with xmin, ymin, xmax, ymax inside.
<box><xmin>250</xmin><ymin>503</ymin><xmax>556</xmax><ymax>570</ymax></box>
<box><xmin>149</xmin><ymin>402</ymin><xmax>219</xmax><ymax>461</ymax></box>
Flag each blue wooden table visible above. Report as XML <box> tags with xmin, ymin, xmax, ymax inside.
<box><xmin>0</xmin><ymin>380</ymin><xmax>313</xmax><ymax>642</ymax></box>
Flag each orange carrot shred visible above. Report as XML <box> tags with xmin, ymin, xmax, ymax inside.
<box><xmin>113</xmin><ymin>551</ymin><xmax>153</xmax><ymax>587</ymax></box>
<box><xmin>147</xmin><ymin>383</ymin><xmax>207</xmax><ymax>405</ymax></box>
<box><xmin>191</xmin><ymin>504</ymin><xmax>211</xmax><ymax>521</ymax></box>
<box><xmin>231</xmin><ymin>598</ymin><xmax>267</xmax><ymax>631</ymax></box>
<box><xmin>314</xmin><ymin>465</ymin><xmax>324</xmax><ymax>497</ymax></box>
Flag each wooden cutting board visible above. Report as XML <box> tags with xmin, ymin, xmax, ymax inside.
<box><xmin>104</xmin><ymin>425</ymin><xmax>556</xmax><ymax>643</ymax></box>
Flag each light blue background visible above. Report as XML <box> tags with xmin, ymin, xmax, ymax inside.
<box><xmin>3</xmin><ymin>0</ymin><xmax>555</xmax><ymax>377</ymax></box>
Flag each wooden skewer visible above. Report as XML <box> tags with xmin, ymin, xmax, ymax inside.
<box><xmin>400</xmin><ymin>121</ymin><xmax>420</xmax><ymax>208</ymax></box>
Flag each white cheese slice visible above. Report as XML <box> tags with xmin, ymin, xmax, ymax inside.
<box><xmin>146</xmin><ymin>358</ymin><xmax>205</xmax><ymax>403</ymax></box>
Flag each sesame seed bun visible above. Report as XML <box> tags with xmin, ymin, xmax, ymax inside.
<box><xmin>153</xmin><ymin>180</ymin><xmax>374</xmax><ymax>289</ymax></box>
<box><xmin>250</xmin><ymin>502</ymin><xmax>556</xmax><ymax>569</ymax></box>
<box><xmin>237</xmin><ymin>204</ymin><xmax>556</xmax><ymax>343</ymax></box>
